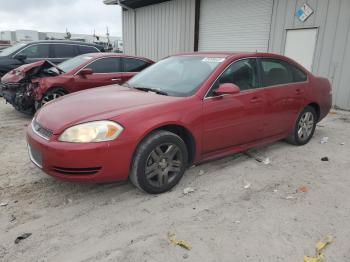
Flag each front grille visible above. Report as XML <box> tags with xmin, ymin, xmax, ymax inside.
<box><xmin>28</xmin><ymin>145</ymin><xmax>43</xmax><ymax>168</ymax></box>
<box><xmin>52</xmin><ymin>166</ymin><xmax>101</xmax><ymax>175</ymax></box>
<box><xmin>32</xmin><ymin>120</ymin><xmax>53</xmax><ymax>140</ymax></box>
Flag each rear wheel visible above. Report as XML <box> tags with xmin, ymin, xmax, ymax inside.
<box><xmin>37</xmin><ymin>88</ymin><xmax>67</xmax><ymax>109</ymax></box>
<box><xmin>287</xmin><ymin>106</ymin><xmax>317</xmax><ymax>145</ymax></box>
<box><xmin>130</xmin><ymin>130</ymin><xmax>188</xmax><ymax>194</ymax></box>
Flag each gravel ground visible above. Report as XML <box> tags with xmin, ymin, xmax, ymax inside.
<box><xmin>0</xmin><ymin>98</ymin><xmax>350</xmax><ymax>262</ymax></box>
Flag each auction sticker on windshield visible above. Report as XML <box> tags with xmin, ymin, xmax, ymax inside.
<box><xmin>202</xmin><ymin>57</ymin><xmax>225</xmax><ymax>63</ymax></box>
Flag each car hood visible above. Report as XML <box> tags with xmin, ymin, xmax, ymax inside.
<box><xmin>35</xmin><ymin>85</ymin><xmax>181</xmax><ymax>134</ymax></box>
<box><xmin>1</xmin><ymin>60</ymin><xmax>60</xmax><ymax>83</ymax></box>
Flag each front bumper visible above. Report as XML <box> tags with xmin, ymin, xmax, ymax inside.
<box><xmin>1</xmin><ymin>82</ymin><xmax>34</xmax><ymax>113</ymax></box>
<box><xmin>26</xmin><ymin>124</ymin><xmax>136</xmax><ymax>183</ymax></box>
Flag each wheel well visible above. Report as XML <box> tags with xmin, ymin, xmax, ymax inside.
<box><xmin>46</xmin><ymin>87</ymin><xmax>68</xmax><ymax>94</ymax></box>
<box><xmin>308</xmin><ymin>103</ymin><xmax>320</xmax><ymax>121</ymax></box>
<box><xmin>155</xmin><ymin>125</ymin><xmax>196</xmax><ymax>165</ymax></box>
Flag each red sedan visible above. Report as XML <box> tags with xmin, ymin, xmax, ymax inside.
<box><xmin>27</xmin><ymin>52</ymin><xmax>332</xmax><ymax>194</ymax></box>
<box><xmin>1</xmin><ymin>53</ymin><xmax>154</xmax><ymax>113</ymax></box>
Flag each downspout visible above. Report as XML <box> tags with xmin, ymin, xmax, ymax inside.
<box><xmin>193</xmin><ymin>0</ymin><xmax>201</xmax><ymax>51</ymax></box>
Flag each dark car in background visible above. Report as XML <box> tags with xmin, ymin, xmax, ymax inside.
<box><xmin>0</xmin><ymin>40</ymin><xmax>105</xmax><ymax>77</ymax></box>
<box><xmin>1</xmin><ymin>53</ymin><xmax>154</xmax><ymax>113</ymax></box>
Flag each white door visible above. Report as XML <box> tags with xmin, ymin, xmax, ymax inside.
<box><xmin>198</xmin><ymin>0</ymin><xmax>273</xmax><ymax>52</ymax></box>
<box><xmin>284</xmin><ymin>28</ymin><xmax>318</xmax><ymax>71</ymax></box>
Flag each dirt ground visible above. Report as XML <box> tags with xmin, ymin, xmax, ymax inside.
<box><xmin>0</xmin><ymin>98</ymin><xmax>350</xmax><ymax>262</ymax></box>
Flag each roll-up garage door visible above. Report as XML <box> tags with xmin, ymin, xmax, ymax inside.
<box><xmin>198</xmin><ymin>0</ymin><xmax>273</xmax><ymax>52</ymax></box>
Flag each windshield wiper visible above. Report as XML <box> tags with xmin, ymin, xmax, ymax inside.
<box><xmin>133</xmin><ymin>86</ymin><xmax>168</xmax><ymax>96</ymax></box>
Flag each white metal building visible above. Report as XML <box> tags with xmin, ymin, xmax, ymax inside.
<box><xmin>105</xmin><ymin>0</ymin><xmax>350</xmax><ymax>110</ymax></box>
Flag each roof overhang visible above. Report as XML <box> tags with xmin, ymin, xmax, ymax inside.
<box><xmin>103</xmin><ymin>0</ymin><xmax>170</xmax><ymax>9</ymax></box>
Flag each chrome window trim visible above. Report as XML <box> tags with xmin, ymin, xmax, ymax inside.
<box><xmin>203</xmin><ymin>57</ymin><xmax>309</xmax><ymax>100</ymax></box>
<box><xmin>31</xmin><ymin>120</ymin><xmax>50</xmax><ymax>141</ymax></box>
<box><xmin>28</xmin><ymin>145</ymin><xmax>43</xmax><ymax>168</ymax></box>
<box><xmin>13</xmin><ymin>43</ymin><xmax>100</xmax><ymax>58</ymax></box>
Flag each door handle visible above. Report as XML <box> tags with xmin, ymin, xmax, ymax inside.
<box><xmin>250</xmin><ymin>96</ymin><xmax>263</xmax><ymax>103</ymax></box>
<box><xmin>111</xmin><ymin>78</ymin><xmax>122</xmax><ymax>81</ymax></box>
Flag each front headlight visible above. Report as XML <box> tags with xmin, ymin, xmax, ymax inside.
<box><xmin>58</xmin><ymin>121</ymin><xmax>123</xmax><ymax>143</ymax></box>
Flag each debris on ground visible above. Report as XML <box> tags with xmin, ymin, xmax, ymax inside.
<box><xmin>321</xmin><ymin>157</ymin><xmax>329</xmax><ymax>161</ymax></box>
<box><xmin>304</xmin><ymin>235</ymin><xmax>333</xmax><ymax>262</ymax></box>
<box><xmin>245</xmin><ymin>151</ymin><xmax>271</xmax><ymax>165</ymax></box>
<box><xmin>320</xmin><ymin>137</ymin><xmax>329</xmax><ymax>144</ymax></box>
<box><xmin>233</xmin><ymin>220</ymin><xmax>241</xmax><ymax>224</ymax></box>
<box><xmin>198</xmin><ymin>170</ymin><xmax>205</xmax><ymax>176</ymax></box>
<box><xmin>244</xmin><ymin>182</ymin><xmax>251</xmax><ymax>189</ymax></box>
<box><xmin>183</xmin><ymin>187</ymin><xmax>195</xmax><ymax>195</ymax></box>
<box><xmin>262</xmin><ymin>158</ymin><xmax>271</xmax><ymax>165</ymax></box>
<box><xmin>168</xmin><ymin>233</ymin><xmax>192</xmax><ymax>250</ymax></box>
<box><xmin>65</xmin><ymin>198</ymin><xmax>73</xmax><ymax>205</ymax></box>
<box><xmin>183</xmin><ymin>253</ymin><xmax>189</xmax><ymax>259</ymax></box>
<box><xmin>298</xmin><ymin>186</ymin><xmax>310</xmax><ymax>193</ymax></box>
<box><xmin>0</xmin><ymin>202</ymin><xmax>8</xmax><ymax>207</ymax></box>
<box><xmin>340</xmin><ymin>142</ymin><xmax>345</xmax><ymax>146</ymax></box>
<box><xmin>9</xmin><ymin>214</ymin><xmax>16</xmax><ymax>222</ymax></box>
<box><xmin>285</xmin><ymin>195</ymin><xmax>295</xmax><ymax>200</ymax></box>
<box><xmin>14</xmin><ymin>233</ymin><xmax>32</xmax><ymax>244</ymax></box>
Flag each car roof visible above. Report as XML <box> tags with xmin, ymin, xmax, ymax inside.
<box><xmin>170</xmin><ymin>51</ymin><xmax>305</xmax><ymax>68</ymax></box>
<box><xmin>81</xmin><ymin>52</ymin><xmax>154</xmax><ymax>62</ymax></box>
<box><xmin>22</xmin><ymin>40</ymin><xmax>103</xmax><ymax>48</ymax></box>
<box><xmin>171</xmin><ymin>51</ymin><xmax>290</xmax><ymax>60</ymax></box>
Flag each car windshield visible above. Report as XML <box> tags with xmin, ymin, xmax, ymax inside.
<box><xmin>57</xmin><ymin>54</ymin><xmax>94</xmax><ymax>73</ymax></box>
<box><xmin>0</xmin><ymin>42</ymin><xmax>27</xmax><ymax>57</ymax></box>
<box><xmin>127</xmin><ymin>56</ymin><xmax>224</xmax><ymax>97</ymax></box>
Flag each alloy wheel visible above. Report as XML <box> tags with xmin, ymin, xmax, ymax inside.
<box><xmin>297</xmin><ymin>111</ymin><xmax>314</xmax><ymax>141</ymax></box>
<box><xmin>41</xmin><ymin>91</ymin><xmax>65</xmax><ymax>105</ymax></box>
<box><xmin>145</xmin><ymin>143</ymin><xmax>183</xmax><ymax>188</ymax></box>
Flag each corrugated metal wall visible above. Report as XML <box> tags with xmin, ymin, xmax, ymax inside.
<box><xmin>269</xmin><ymin>0</ymin><xmax>350</xmax><ymax>110</ymax></box>
<box><xmin>122</xmin><ymin>0</ymin><xmax>196</xmax><ymax>61</ymax></box>
<box><xmin>122</xmin><ymin>9</ymin><xmax>136</xmax><ymax>55</ymax></box>
<box><xmin>121</xmin><ymin>0</ymin><xmax>350</xmax><ymax>109</ymax></box>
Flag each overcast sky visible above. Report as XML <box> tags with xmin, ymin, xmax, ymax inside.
<box><xmin>0</xmin><ymin>0</ymin><xmax>122</xmax><ymax>37</ymax></box>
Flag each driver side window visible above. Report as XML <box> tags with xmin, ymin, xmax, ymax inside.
<box><xmin>207</xmin><ymin>58</ymin><xmax>258</xmax><ymax>97</ymax></box>
<box><xmin>18</xmin><ymin>44</ymin><xmax>50</xmax><ymax>59</ymax></box>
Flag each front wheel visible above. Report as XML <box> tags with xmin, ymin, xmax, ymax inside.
<box><xmin>287</xmin><ymin>106</ymin><xmax>317</xmax><ymax>145</ymax></box>
<box><xmin>130</xmin><ymin>130</ymin><xmax>188</xmax><ymax>194</ymax></box>
<box><xmin>37</xmin><ymin>88</ymin><xmax>67</xmax><ymax>110</ymax></box>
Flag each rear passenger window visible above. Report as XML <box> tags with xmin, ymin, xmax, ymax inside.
<box><xmin>290</xmin><ymin>64</ymin><xmax>307</xmax><ymax>82</ymax></box>
<box><xmin>260</xmin><ymin>59</ymin><xmax>293</xmax><ymax>87</ymax></box>
<box><xmin>78</xmin><ymin>45</ymin><xmax>98</xmax><ymax>54</ymax></box>
<box><xmin>53</xmin><ymin>44</ymin><xmax>76</xmax><ymax>58</ymax></box>
<box><xmin>123</xmin><ymin>58</ymin><xmax>149</xmax><ymax>72</ymax></box>
<box><xmin>88</xmin><ymin>58</ymin><xmax>121</xmax><ymax>73</ymax></box>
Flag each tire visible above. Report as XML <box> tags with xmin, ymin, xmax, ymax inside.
<box><xmin>37</xmin><ymin>88</ymin><xmax>67</xmax><ymax>109</ymax></box>
<box><xmin>286</xmin><ymin>106</ymin><xmax>317</xmax><ymax>145</ymax></box>
<box><xmin>130</xmin><ymin>130</ymin><xmax>188</xmax><ymax>194</ymax></box>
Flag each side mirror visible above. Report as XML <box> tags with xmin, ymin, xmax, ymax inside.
<box><xmin>78</xmin><ymin>68</ymin><xmax>93</xmax><ymax>76</ymax></box>
<box><xmin>215</xmin><ymin>83</ymin><xmax>240</xmax><ymax>95</ymax></box>
<box><xmin>14</xmin><ymin>54</ymin><xmax>27</xmax><ymax>61</ymax></box>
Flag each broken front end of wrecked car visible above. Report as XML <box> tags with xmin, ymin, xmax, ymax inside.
<box><xmin>0</xmin><ymin>60</ymin><xmax>62</xmax><ymax>114</ymax></box>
